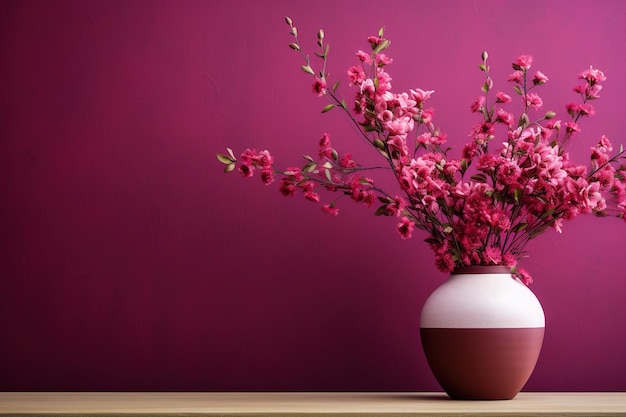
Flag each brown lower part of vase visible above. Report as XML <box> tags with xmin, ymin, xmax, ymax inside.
<box><xmin>420</xmin><ymin>327</ymin><xmax>545</xmax><ymax>400</ymax></box>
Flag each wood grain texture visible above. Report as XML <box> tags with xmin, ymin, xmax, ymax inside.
<box><xmin>1</xmin><ymin>392</ymin><xmax>626</xmax><ymax>416</ymax></box>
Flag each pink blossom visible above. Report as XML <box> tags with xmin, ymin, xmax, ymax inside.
<box><xmin>578</xmin><ymin>66</ymin><xmax>606</xmax><ymax>84</ymax></box>
<box><xmin>279</xmin><ymin>178</ymin><xmax>296</xmax><ymax>196</ymax></box>
<box><xmin>375</xmin><ymin>53</ymin><xmax>393</xmax><ymax>66</ymax></box>
<box><xmin>347</xmin><ymin>66</ymin><xmax>366</xmax><ymax>85</ymax></box>
<box><xmin>507</xmin><ymin>70</ymin><xmax>524</xmax><ymax>83</ymax></box>
<box><xmin>565</xmin><ymin>121</ymin><xmax>580</xmax><ymax>134</ymax></box>
<box><xmin>496</xmin><ymin>91</ymin><xmax>512</xmax><ymax>103</ymax></box>
<box><xmin>523</xmin><ymin>92</ymin><xmax>543</xmax><ymax>110</ymax></box>
<box><xmin>396</xmin><ymin>216</ymin><xmax>415</xmax><ymax>239</ymax></box>
<box><xmin>533</xmin><ymin>70</ymin><xmax>549</xmax><ymax>85</ymax></box>
<box><xmin>356</xmin><ymin>50</ymin><xmax>371</xmax><ymax>64</ymax></box>
<box><xmin>258</xmin><ymin>150</ymin><xmax>274</xmax><ymax>168</ymax></box>
<box><xmin>514</xmin><ymin>55</ymin><xmax>533</xmax><ymax>70</ymax></box>
<box><xmin>340</xmin><ymin>153</ymin><xmax>357</xmax><ymax>169</ymax></box>
<box><xmin>497</xmin><ymin>160</ymin><xmax>522</xmax><ymax>187</ymax></box>
<box><xmin>321</xmin><ymin>203</ymin><xmax>339</xmax><ymax>216</ymax></box>
<box><xmin>514</xmin><ymin>268</ymin><xmax>533</xmax><ymax>286</ymax></box>
<box><xmin>312</xmin><ymin>77</ymin><xmax>327</xmax><ymax>96</ymax></box>
<box><xmin>598</xmin><ymin>135</ymin><xmax>613</xmax><ymax>152</ymax></box>
<box><xmin>495</xmin><ymin>108</ymin><xmax>515</xmax><ymax>127</ymax></box>
<box><xmin>483</xmin><ymin>246</ymin><xmax>503</xmax><ymax>264</ymax></box>
<box><xmin>419</xmin><ymin>107</ymin><xmax>435</xmax><ymax>124</ymax></box>
<box><xmin>470</xmin><ymin>96</ymin><xmax>486</xmax><ymax>113</ymax></box>
<box><xmin>261</xmin><ymin>169</ymin><xmax>274</xmax><ymax>185</ymax></box>
<box><xmin>384</xmin><ymin>196</ymin><xmax>407</xmax><ymax>217</ymax></box>
<box><xmin>367</xmin><ymin>35</ymin><xmax>382</xmax><ymax>48</ymax></box>
<box><xmin>410</xmin><ymin>88</ymin><xmax>434</xmax><ymax>105</ymax></box>
<box><xmin>304</xmin><ymin>190</ymin><xmax>320</xmax><ymax>202</ymax></box>
<box><xmin>239</xmin><ymin>163</ymin><xmax>253</xmax><ymax>177</ymax></box>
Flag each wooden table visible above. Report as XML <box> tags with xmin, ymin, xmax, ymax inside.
<box><xmin>2</xmin><ymin>392</ymin><xmax>626</xmax><ymax>416</ymax></box>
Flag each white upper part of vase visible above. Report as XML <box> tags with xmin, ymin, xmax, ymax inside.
<box><xmin>419</xmin><ymin>271</ymin><xmax>545</xmax><ymax>329</ymax></box>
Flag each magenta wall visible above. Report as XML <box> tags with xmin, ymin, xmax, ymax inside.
<box><xmin>1</xmin><ymin>0</ymin><xmax>625</xmax><ymax>391</ymax></box>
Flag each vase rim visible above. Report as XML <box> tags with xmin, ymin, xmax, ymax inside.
<box><xmin>452</xmin><ymin>265</ymin><xmax>511</xmax><ymax>274</ymax></box>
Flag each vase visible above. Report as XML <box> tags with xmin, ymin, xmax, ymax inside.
<box><xmin>419</xmin><ymin>265</ymin><xmax>545</xmax><ymax>400</ymax></box>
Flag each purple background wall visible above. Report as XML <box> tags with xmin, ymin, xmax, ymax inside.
<box><xmin>1</xmin><ymin>0</ymin><xmax>625</xmax><ymax>391</ymax></box>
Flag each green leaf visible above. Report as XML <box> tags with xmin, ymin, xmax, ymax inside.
<box><xmin>303</xmin><ymin>162</ymin><xmax>317</xmax><ymax>173</ymax></box>
<box><xmin>321</xmin><ymin>103</ymin><xmax>335</xmax><ymax>113</ymax></box>
<box><xmin>301</xmin><ymin>64</ymin><xmax>314</xmax><ymax>75</ymax></box>
<box><xmin>471</xmin><ymin>173</ymin><xmax>487</xmax><ymax>183</ymax></box>
<box><xmin>478</xmin><ymin>63</ymin><xmax>487</xmax><ymax>72</ymax></box>
<box><xmin>513</xmin><ymin>222</ymin><xmax>528</xmax><ymax>233</ymax></box>
<box><xmin>325</xmin><ymin>168</ymin><xmax>332</xmax><ymax>181</ymax></box>
<box><xmin>378</xmin><ymin>25</ymin><xmax>385</xmax><ymax>37</ymax></box>
<box><xmin>216</xmin><ymin>153</ymin><xmax>234</xmax><ymax>164</ymax></box>
<box><xmin>226</xmin><ymin>147</ymin><xmax>236</xmax><ymax>160</ymax></box>
<box><xmin>372</xmin><ymin>39</ymin><xmax>391</xmax><ymax>54</ymax></box>
<box><xmin>481</xmin><ymin>81</ymin><xmax>490</xmax><ymax>94</ymax></box>
<box><xmin>513</xmin><ymin>85</ymin><xmax>523</xmax><ymax>95</ymax></box>
<box><xmin>302</xmin><ymin>154</ymin><xmax>315</xmax><ymax>162</ymax></box>
<box><xmin>332</xmin><ymin>81</ymin><xmax>340</xmax><ymax>93</ymax></box>
<box><xmin>322</xmin><ymin>161</ymin><xmax>333</xmax><ymax>169</ymax></box>
<box><xmin>374</xmin><ymin>205</ymin><xmax>388</xmax><ymax>216</ymax></box>
<box><xmin>513</xmin><ymin>188</ymin><xmax>522</xmax><ymax>202</ymax></box>
<box><xmin>224</xmin><ymin>163</ymin><xmax>235</xmax><ymax>173</ymax></box>
<box><xmin>288</xmin><ymin>43</ymin><xmax>299</xmax><ymax>51</ymax></box>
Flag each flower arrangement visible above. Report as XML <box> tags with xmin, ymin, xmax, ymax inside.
<box><xmin>218</xmin><ymin>17</ymin><xmax>626</xmax><ymax>284</ymax></box>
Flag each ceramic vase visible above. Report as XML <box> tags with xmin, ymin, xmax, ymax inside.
<box><xmin>420</xmin><ymin>265</ymin><xmax>545</xmax><ymax>400</ymax></box>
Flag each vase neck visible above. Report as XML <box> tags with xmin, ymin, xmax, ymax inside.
<box><xmin>452</xmin><ymin>265</ymin><xmax>511</xmax><ymax>274</ymax></box>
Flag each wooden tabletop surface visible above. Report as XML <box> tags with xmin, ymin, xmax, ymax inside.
<box><xmin>2</xmin><ymin>392</ymin><xmax>626</xmax><ymax>416</ymax></box>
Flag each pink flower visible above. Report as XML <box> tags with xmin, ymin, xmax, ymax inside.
<box><xmin>507</xmin><ymin>70</ymin><xmax>524</xmax><ymax>83</ymax></box>
<box><xmin>304</xmin><ymin>190</ymin><xmax>320</xmax><ymax>202</ymax></box>
<box><xmin>347</xmin><ymin>66</ymin><xmax>366</xmax><ymax>85</ymax></box>
<box><xmin>396</xmin><ymin>216</ymin><xmax>415</xmax><ymax>239</ymax></box>
<box><xmin>258</xmin><ymin>150</ymin><xmax>274</xmax><ymax>169</ymax></box>
<box><xmin>470</xmin><ymin>96</ymin><xmax>486</xmax><ymax>113</ymax></box>
<box><xmin>384</xmin><ymin>196</ymin><xmax>407</xmax><ymax>217</ymax></box>
<box><xmin>578</xmin><ymin>66</ymin><xmax>606</xmax><ymax>84</ymax></box>
<box><xmin>565</xmin><ymin>121</ymin><xmax>580</xmax><ymax>134</ymax></box>
<box><xmin>340</xmin><ymin>153</ymin><xmax>357</xmax><ymax>169</ymax></box>
<box><xmin>513</xmin><ymin>268</ymin><xmax>533</xmax><ymax>286</ymax></box>
<box><xmin>523</xmin><ymin>92</ymin><xmax>543</xmax><ymax>110</ymax></box>
<box><xmin>239</xmin><ymin>163</ymin><xmax>253</xmax><ymax>177</ymax></box>
<box><xmin>513</xmin><ymin>54</ymin><xmax>533</xmax><ymax>70</ymax></box>
<box><xmin>496</xmin><ymin>91</ymin><xmax>512</xmax><ymax>103</ymax></box>
<box><xmin>495</xmin><ymin>108</ymin><xmax>515</xmax><ymax>127</ymax></box>
<box><xmin>533</xmin><ymin>70</ymin><xmax>549</xmax><ymax>85</ymax></box>
<box><xmin>410</xmin><ymin>88</ymin><xmax>434</xmax><ymax>105</ymax></box>
<box><xmin>261</xmin><ymin>168</ymin><xmax>274</xmax><ymax>185</ymax></box>
<box><xmin>598</xmin><ymin>135</ymin><xmax>613</xmax><ymax>152</ymax></box>
<box><xmin>356</xmin><ymin>50</ymin><xmax>371</xmax><ymax>64</ymax></box>
<box><xmin>279</xmin><ymin>178</ymin><xmax>296</xmax><ymax>196</ymax></box>
<box><xmin>483</xmin><ymin>246</ymin><xmax>503</xmax><ymax>264</ymax></box>
<box><xmin>375</xmin><ymin>53</ymin><xmax>393</xmax><ymax>66</ymax></box>
<box><xmin>321</xmin><ymin>203</ymin><xmax>339</xmax><ymax>216</ymax></box>
<box><xmin>312</xmin><ymin>77</ymin><xmax>327</xmax><ymax>96</ymax></box>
